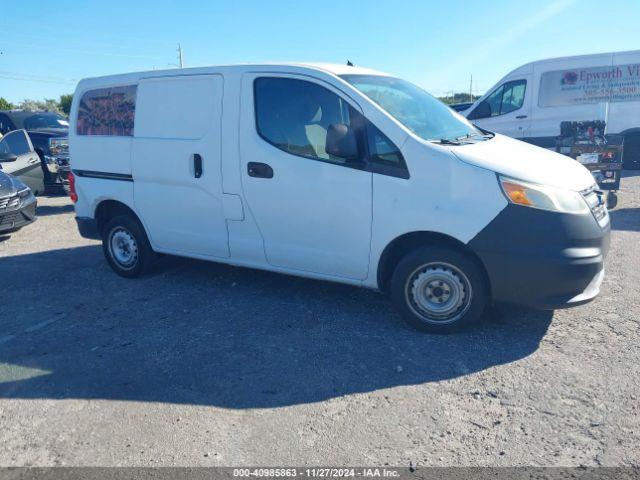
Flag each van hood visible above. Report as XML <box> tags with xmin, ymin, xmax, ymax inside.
<box><xmin>449</xmin><ymin>134</ymin><xmax>595</xmax><ymax>191</ymax></box>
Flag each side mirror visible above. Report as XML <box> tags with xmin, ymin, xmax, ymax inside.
<box><xmin>0</xmin><ymin>152</ymin><xmax>17</xmax><ymax>163</ymax></box>
<box><xmin>468</xmin><ymin>100</ymin><xmax>491</xmax><ymax>120</ymax></box>
<box><xmin>325</xmin><ymin>123</ymin><xmax>359</xmax><ymax>161</ymax></box>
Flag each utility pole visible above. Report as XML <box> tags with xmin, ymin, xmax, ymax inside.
<box><xmin>177</xmin><ymin>43</ymin><xmax>184</xmax><ymax>69</ymax></box>
<box><xmin>469</xmin><ymin>74</ymin><xmax>473</xmax><ymax>102</ymax></box>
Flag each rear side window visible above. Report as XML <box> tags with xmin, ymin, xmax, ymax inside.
<box><xmin>254</xmin><ymin>77</ymin><xmax>359</xmax><ymax>163</ymax></box>
<box><xmin>76</xmin><ymin>85</ymin><xmax>137</xmax><ymax>136</ymax></box>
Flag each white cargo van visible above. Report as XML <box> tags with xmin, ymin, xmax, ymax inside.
<box><xmin>69</xmin><ymin>63</ymin><xmax>610</xmax><ymax>333</ymax></box>
<box><xmin>465</xmin><ymin>50</ymin><xmax>640</xmax><ymax>170</ymax></box>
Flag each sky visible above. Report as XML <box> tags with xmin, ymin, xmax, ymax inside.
<box><xmin>1</xmin><ymin>0</ymin><xmax>639</xmax><ymax>104</ymax></box>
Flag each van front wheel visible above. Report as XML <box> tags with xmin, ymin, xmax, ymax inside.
<box><xmin>390</xmin><ymin>246</ymin><xmax>487</xmax><ymax>333</ymax></box>
<box><xmin>102</xmin><ymin>215</ymin><xmax>155</xmax><ymax>278</ymax></box>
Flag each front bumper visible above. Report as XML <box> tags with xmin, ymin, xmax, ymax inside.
<box><xmin>0</xmin><ymin>197</ymin><xmax>37</xmax><ymax>233</ymax></box>
<box><xmin>469</xmin><ymin>204</ymin><xmax>610</xmax><ymax>309</ymax></box>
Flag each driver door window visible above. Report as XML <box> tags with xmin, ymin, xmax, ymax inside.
<box><xmin>501</xmin><ymin>81</ymin><xmax>526</xmax><ymax>114</ymax></box>
<box><xmin>471</xmin><ymin>79</ymin><xmax>527</xmax><ymax>119</ymax></box>
<box><xmin>254</xmin><ymin>77</ymin><xmax>362</xmax><ymax>165</ymax></box>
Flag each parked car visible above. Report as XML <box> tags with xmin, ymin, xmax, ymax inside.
<box><xmin>0</xmin><ymin>168</ymin><xmax>37</xmax><ymax>235</ymax></box>
<box><xmin>0</xmin><ymin>110</ymin><xmax>70</xmax><ymax>187</ymax></box>
<box><xmin>68</xmin><ymin>63</ymin><xmax>609</xmax><ymax>333</ymax></box>
<box><xmin>464</xmin><ymin>49</ymin><xmax>640</xmax><ymax>170</ymax></box>
<box><xmin>449</xmin><ymin>102</ymin><xmax>473</xmax><ymax>112</ymax></box>
<box><xmin>0</xmin><ymin>130</ymin><xmax>45</xmax><ymax>194</ymax></box>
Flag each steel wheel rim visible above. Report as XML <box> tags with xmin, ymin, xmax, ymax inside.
<box><xmin>109</xmin><ymin>227</ymin><xmax>138</xmax><ymax>270</ymax></box>
<box><xmin>405</xmin><ymin>262</ymin><xmax>472</xmax><ymax>325</ymax></box>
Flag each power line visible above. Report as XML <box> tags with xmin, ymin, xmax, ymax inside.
<box><xmin>0</xmin><ymin>70</ymin><xmax>76</xmax><ymax>85</ymax></box>
<box><xmin>0</xmin><ymin>38</ymin><xmax>168</xmax><ymax>61</ymax></box>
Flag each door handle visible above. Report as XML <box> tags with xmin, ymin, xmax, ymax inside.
<box><xmin>28</xmin><ymin>158</ymin><xmax>39</xmax><ymax>165</ymax></box>
<box><xmin>516</xmin><ymin>115</ymin><xmax>528</xmax><ymax>119</ymax></box>
<box><xmin>193</xmin><ymin>153</ymin><xmax>202</xmax><ymax>178</ymax></box>
<box><xmin>247</xmin><ymin>162</ymin><xmax>273</xmax><ymax>178</ymax></box>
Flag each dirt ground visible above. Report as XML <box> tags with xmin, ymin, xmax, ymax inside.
<box><xmin>0</xmin><ymin>173</ymin><xmax>638</xmax><ymax>466</ymax></box>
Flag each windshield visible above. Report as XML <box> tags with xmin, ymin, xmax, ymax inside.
<box><xmin>23</xmin><ymin>113</ymin><xmax>69</xmax><ymax>130</ymax></box>
<box><xmin>341</xmin><ymin>75</ymin><xmax>483</xmax><ymax>143</ymax></box>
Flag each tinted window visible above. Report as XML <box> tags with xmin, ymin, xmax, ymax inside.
<box><xmin>254</xmin><ymin>77</ymin><xmax>359</xmax><ymax>163</ymax></box>
<box><xmin>24</xmin><ymin>113</ymin><xmax>69</xmax><ymax>130</ymax></box>
<box><xmin>0</xmin><ymin>114</ymin><xmax>14</xmax><ymax>134</ymax></box>
<box><xmin>76</xmin><ymin>85</ymin><xmax>137</xmax><ymax>136</ymax></box>
<box><xmin>0</xmin><ymin>130</ymin><xmax>31</xmax><ymax>155</ymax></box>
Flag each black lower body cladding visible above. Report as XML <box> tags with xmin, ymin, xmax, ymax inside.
<box><xmin>76</xmin><ymin>217</ymin><xmax>101</xmax><ymax>240</ymax></box>
<box><xmin>468</xmin><ymin>204</ymin><xmax>610</xmax><ymax>309</ymax></box>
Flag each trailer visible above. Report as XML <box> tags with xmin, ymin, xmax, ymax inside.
<box><xmin>555</xmin><ymin>121</ymin><xmax>623</xmax><ymax>209</ymax></box>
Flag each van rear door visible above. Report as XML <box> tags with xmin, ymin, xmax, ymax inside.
<box><xmin>132</xmin><ymin>75</ymin><xmax>229</xmax><ymax>258</ymax></box>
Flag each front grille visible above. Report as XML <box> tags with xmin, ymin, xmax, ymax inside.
<box><xmin>581</xmin><ymin>185</ymin><xmax>607</xmax><ymax>224</ymax></box>
<box><xmin>0</xmin><ymin>194</ymin><xmax>19</xmax><ymax>211</ymax></box>
<box><xmin>0</xmin><ymin>211</ymin><xmax>20</xmax><ymax>227</ymax></box>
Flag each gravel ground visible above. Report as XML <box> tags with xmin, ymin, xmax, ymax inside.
<box><xmin>0</xmin><ymin>174</ymin><xmax>638</xmax><ymax>467</ymax></box>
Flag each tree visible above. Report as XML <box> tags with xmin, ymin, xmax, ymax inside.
<box><xmin>0</xmin><ymin>97</ymin><xmax>13</xmax><ymax>110</ymax></box>
<box><xmin>437</xmin><ymin>92</ymin><xmax>480</xmax><ymax>105</ymax></box>
<box><xmin>17</xmin><ymin>98</ymin><xmax>62</xmax><ymax>113</ymax></box>
<box><xmin>59</xmin><ymin>94</ymin><xmax>73</xmax><ymax>115</ymax></box>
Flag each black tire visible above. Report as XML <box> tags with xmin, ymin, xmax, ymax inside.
<box><xmin>390</xmin><ymin>245</ymin><xmax>488</xmax><ymax>333</ymax></box>
<box><xmin>102</xmin><ymin>214</ymin><xmax>156</xmax><ymax>278</ymax></box>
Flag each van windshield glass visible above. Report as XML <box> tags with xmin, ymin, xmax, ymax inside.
<box><xmin>341</xmin><ymin>75</ymin><xmax>484</xmax><ymax>143</ymax></box>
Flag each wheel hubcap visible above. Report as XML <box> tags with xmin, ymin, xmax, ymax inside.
<box><xmin>109</xmin><ymin>228</ymin><xmax>138</xmax><ymax>269</ymax></box>
<box><xmin>406</xmin><ymin>262</ymin><xmax>472</xmax><ymax>324</ymax></box>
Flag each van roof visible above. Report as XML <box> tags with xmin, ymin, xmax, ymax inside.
<box><xmin>75</xmin><ymin>62</ymin><xmax>390</xmax><ymax>90</ymax></box>
<box><xmin>505</xmin><ymin>49</ymin><xmax>640</xmax><ymax>76</ymax></box>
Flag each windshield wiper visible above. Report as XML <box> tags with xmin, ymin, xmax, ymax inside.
<box><xmin>454</xmin><ymin>132</ymin><xmax>493</xmax><ymax>142</ymax></box>
<box><xmin>435</xmin><ymin>138</ymin><xmax>462</xmax><ymax>145</ymax></box>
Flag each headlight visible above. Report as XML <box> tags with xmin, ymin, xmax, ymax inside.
<box><xmin>17</xmin><ymin>187</ymin><xmax>31</xmax><ymax>198</ymax></box>
<box><xmin>498</xmin><ymin>176</ymin><xmax>589</xmax><ymax>215</ymax></box>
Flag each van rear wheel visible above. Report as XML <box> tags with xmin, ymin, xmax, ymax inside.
<box><xmin>102</xmin><ymin>215</ymin><xmax>155</xmax><ymax>278</ymax></box>
<box><xmin>390</xmin><ymin>246</ymin><xmax>487</xmax><ymax>333</ymax></box>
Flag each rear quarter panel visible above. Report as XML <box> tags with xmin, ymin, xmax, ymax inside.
<box><xmin>69</xmin><ymin>80</ymin><xmax>136</xmax><ymax>218</ymax></box>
